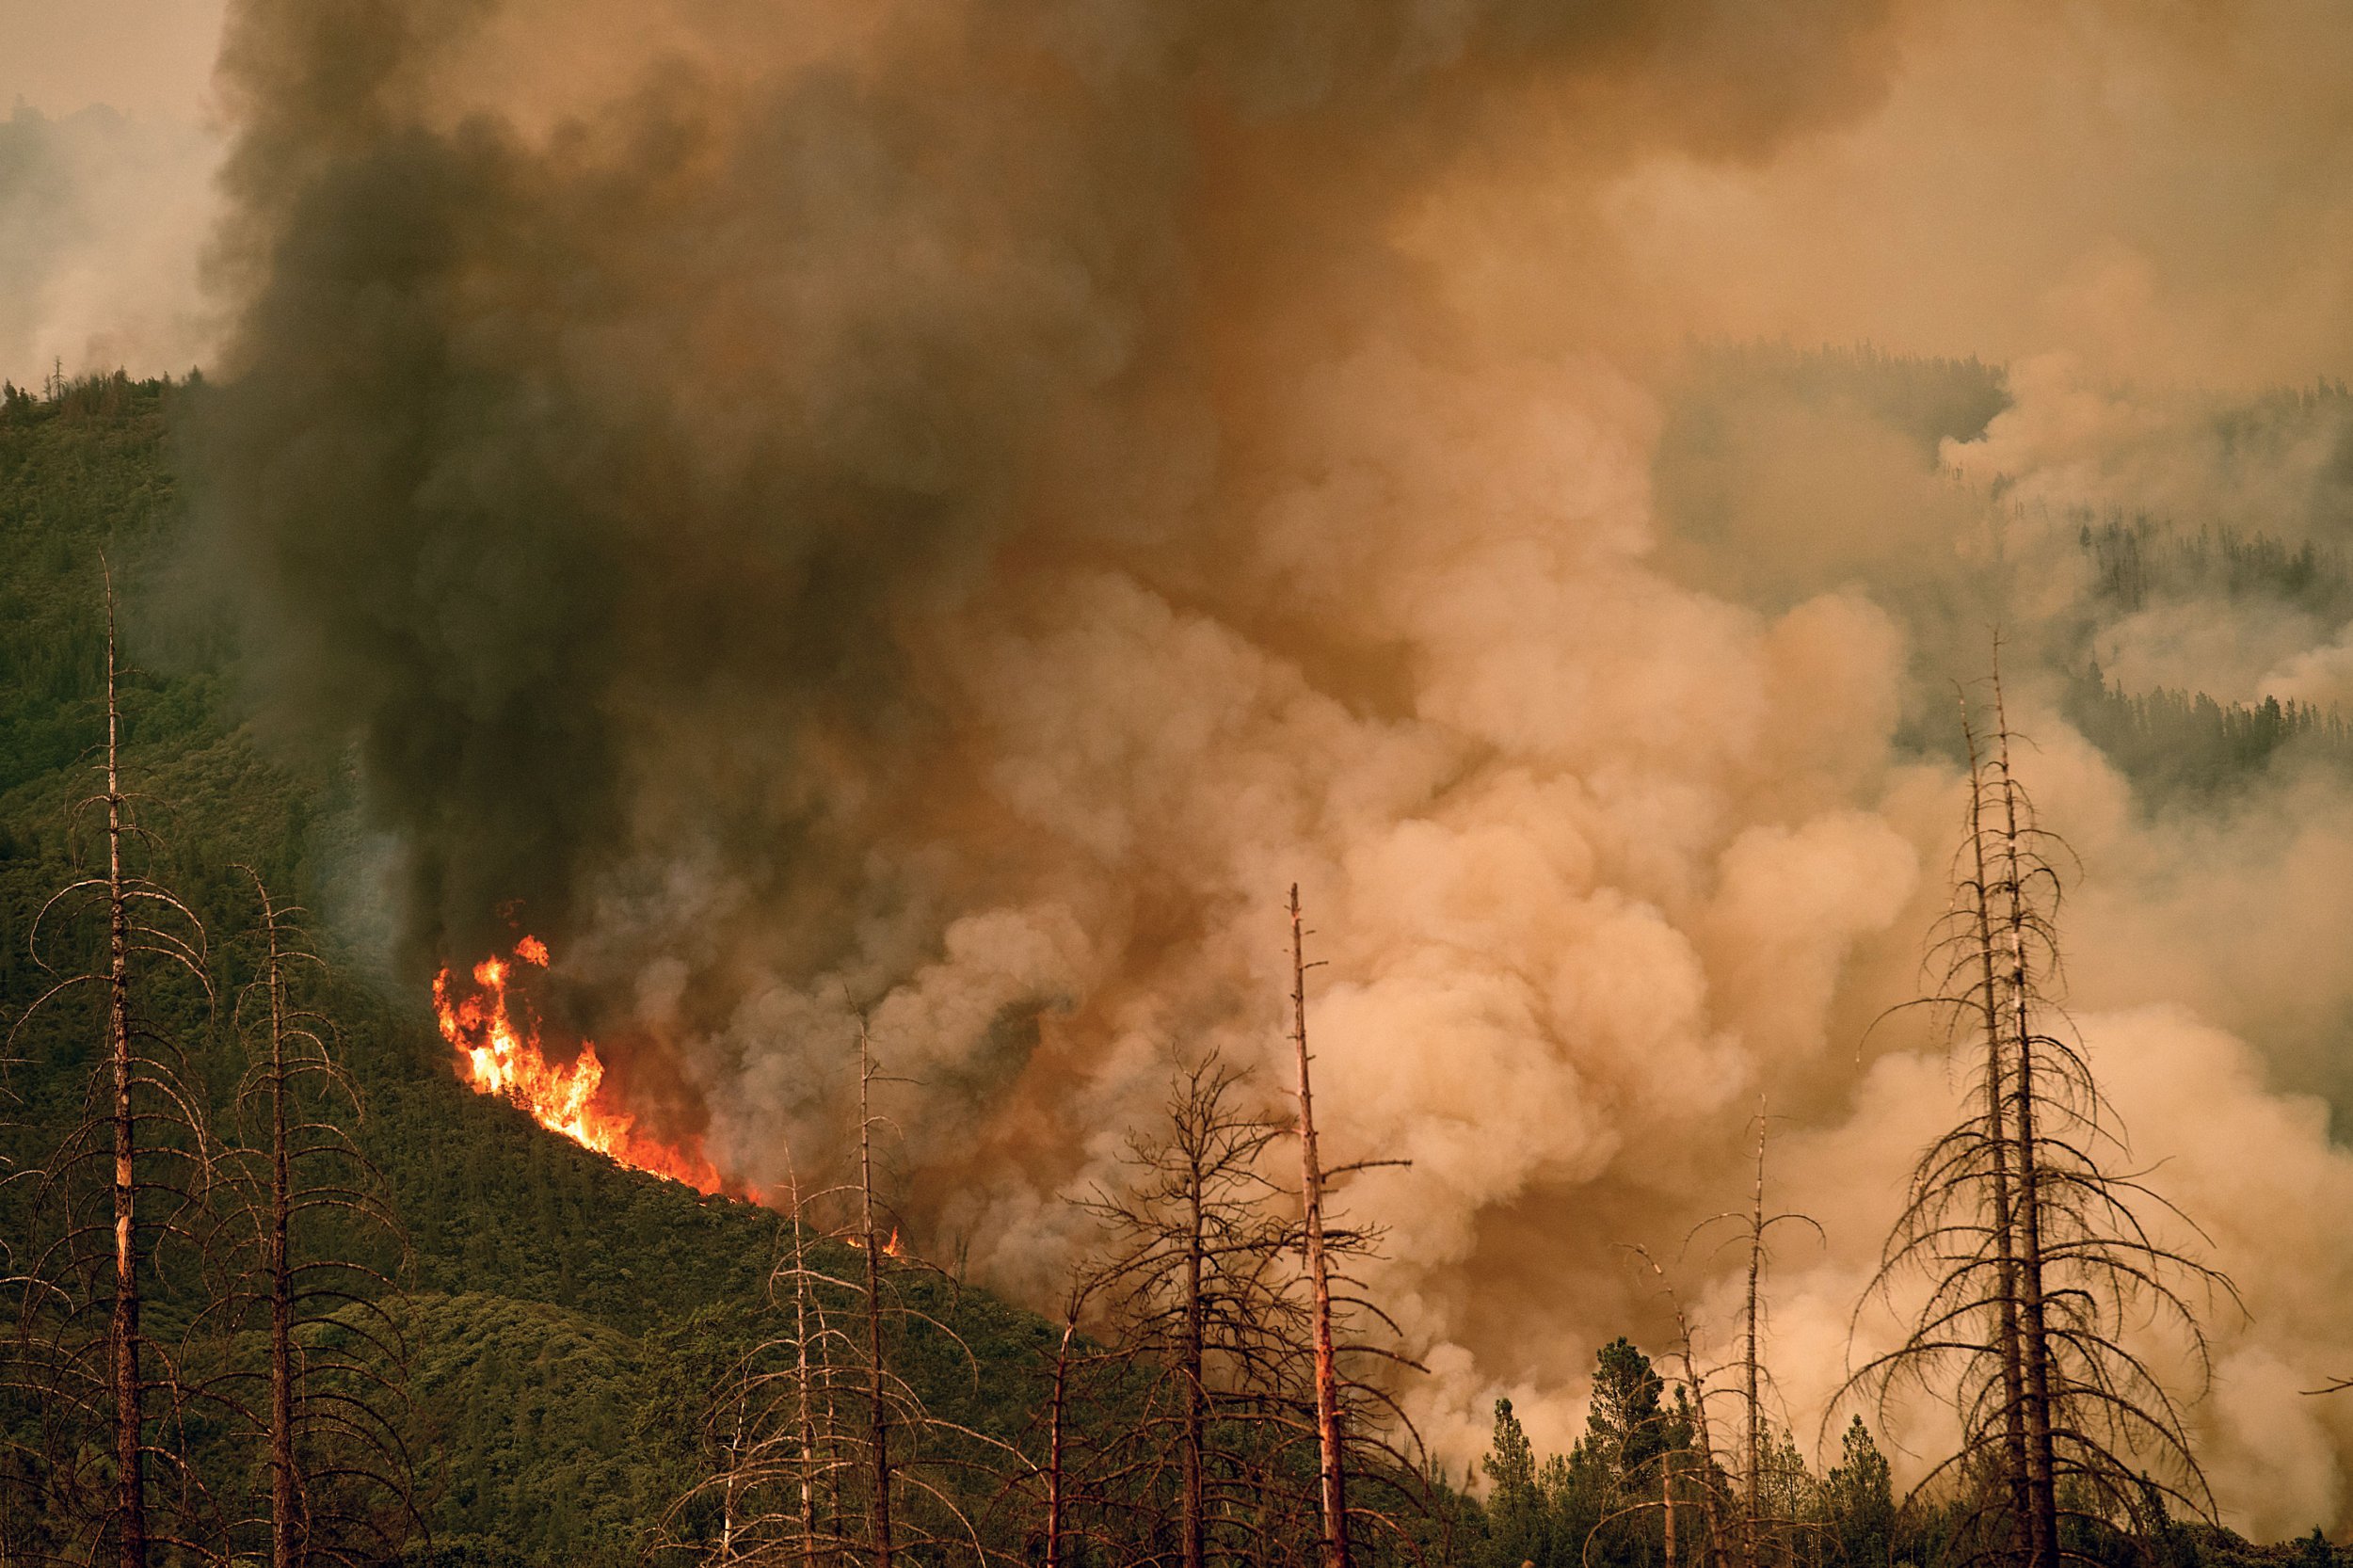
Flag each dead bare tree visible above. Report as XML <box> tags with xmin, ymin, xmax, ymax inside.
<box><xmin>1618</xmin><ymin>1109</ymin><xmax>1825</xmax><ymax>1568</ymax></box>
<box><xmin>1075</xmin><ymin>1051</ymin><xmax>1311</xmax><ymax>1568</ymax></box>
<box><xmin>984</xmin><ymin>1272</ymin><xmax>1141</xmax><ymax>1568</ymax></box>
<box><xmin>1845</xmin><ymin>672</ymin><xmax>2233</xmax><ymax>1568</ymax></box>
<box><xmin>1685</xmin><ymin>1100</ymin><xmax>1823</xmax><ymax>1568</ymax></box>
<box><xmin>3</xmin><ymin>568</ymin><xmax>221</xmax><ymax>1565</ymax></box>
<box><xmin>209</xmin><ymin>871</ymin><xmax>417</xmax><ymax>1566</ymax></box>
<box><xmin>1289</xmin><ymin>886</ymin><xmax>1353</xmax><ymax>1568</ymax></box>
<box><xmin>1038</xmin><ymin>1287</ymin><xmax>1085</xmax><ymax>1568</ymax></box>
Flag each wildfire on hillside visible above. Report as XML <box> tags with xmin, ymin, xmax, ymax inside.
<box><xmin>433</xmin><ymin>936</ymin><xmax>724</xmax><ymax>1194</ymax></box>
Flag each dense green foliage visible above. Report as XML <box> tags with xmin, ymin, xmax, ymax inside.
<box><xmin>2064</xmin><ymin>666</ymin><xmax>2353</xmax><ymax>796</ymax></box>
<box><xmin>1653</xmin><ymin>344</ymin><xmax>2353</xmax><ymax>804</ymax></box>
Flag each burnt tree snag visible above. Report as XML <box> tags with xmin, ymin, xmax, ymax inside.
<box><xmin>1289</xmin><ymin>885</ymin><xmax>1352</xmax><ymax>1568</ymax></box>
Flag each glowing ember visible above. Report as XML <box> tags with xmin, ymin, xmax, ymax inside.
<box><xmin>433</xmin><ymin>936</ymin><xmax>723</xmax><ymax>1193</ymax></box>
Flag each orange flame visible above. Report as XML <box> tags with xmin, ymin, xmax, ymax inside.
<box><xmin>433</xmin><ymin>936</ymin><xmax>723</xmax><ymax>1194</ymax></box>
<box><xmin>848</xmin><ymin>1225</ymin><xmax>906</xmax><ymax>1258</ymax></box>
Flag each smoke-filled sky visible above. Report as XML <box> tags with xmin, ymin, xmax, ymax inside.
<box><xmin>25</xmin><ymin>0</ymin><xmax>2353</xmax><ymax>1536</ymax></box>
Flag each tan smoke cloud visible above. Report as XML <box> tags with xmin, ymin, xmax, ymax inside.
<box><xmin>183</xmin><ymin>0</ymin><xmax>2353</xmax><ymax>1535</ymax></box>
<box><xmin>1415</xmin><ymin>0</ymin><xmax>2353</xmax><ymax>389</ymax></box>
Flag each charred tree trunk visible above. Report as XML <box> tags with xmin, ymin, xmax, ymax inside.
<box><xmin>793</xmin><ymin>1201</ymin><xmax>821</xmax><ymax>1568</ymax></box>
<box><xmin>857</xmin><ymin>1026</ymin><xmax>894</xmax><ymax>1568</ymax></box>
<box><xmin>1652</xmin><ymin>1265</ymin><xmax>1723</xmax><ymax>1568</ymax></box>
<box><xmin>1044</xmin><ymin>1304</ymin><xmax>1079</xmax><ymax>1568</ymax></box>
<box><xmin>1994</xmin><ymin>714</ymin><xmax>2060</xmax><ymax>1568</ymax></box>
<box><xmin>1665</xmin><ymin>1449</ymin><xmax>1679</xmax><ymax>1568</ymax></box>
<box><xmin>1073</xmin><ymin>1054</ymin><xmax>1303</xmax><ymax>1568</ymax></box>
<box><xmin>104</xmin><ymin>578</ymin><xmax>146</xmax><ymax>1568</ymax></box>
<box><xmin>1687</xmin><ymin>1373</ymin><xmax>1721</xmax><ymax>1568</ymax></box>
<box><xmin>1743</xmin><ymin>1103</ymin><xmax>1763</xmax><ymax>1568</ymax></box>
<box><xmin>1847</xmin><ymin>664</ymin><xmax>2233</xmax><ymax>1568</ymax></box>
<box><xmin>715</xmin><ymin>1388</ymin><xmax>746</xmax><ymax>1567</ymax></box>
<box><xmin>1963</xmin><ymin>716</ymin><xmax>2033</xmax><ymax>1566</ymax></box>
<box><xmin>1182</xmin><ymin>1152</ymin><xmax>1207</xmax><ymax>1568</ymax></box>
<box><xmin>255</xmin><ymin>884</ymin><xmax>299</xmax><ymax>1568</ymax></box>
<box><xmin>227</xmin><ymin>871</ymin><xmax>415</xmax><ymax>1563</ymax></box>
<box><xmin>1289</xmin><ymin>886</ymin><xmax>1352</xmax><ymax>1568</ymax></box>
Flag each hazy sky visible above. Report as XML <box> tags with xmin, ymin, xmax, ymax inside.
<box><xmin>0</xmin><ymin>0</ymin><xmax>225</xmax><ymax>384</ymax></box>
<box><xmin>0</xmin><ymin>0</ymin><xmax>225</xmax><ymax>119</ymax></box>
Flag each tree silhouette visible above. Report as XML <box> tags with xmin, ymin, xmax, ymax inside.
<box><xmin>1695</xmin><ymin>1102</ymin><xmax>1822</xmax><ymax>1568</ymax></box>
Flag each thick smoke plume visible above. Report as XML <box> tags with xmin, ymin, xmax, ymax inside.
<box><xmin>190</xmin><ymin>0</ymin><xmax>2353</xmax><ymax>1534</ymax></box>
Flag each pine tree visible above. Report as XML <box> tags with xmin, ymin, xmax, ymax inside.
<box><xmin>1482</xmin><ymin>1398</ymin><xmax>1550</xmax><ymax>1568</ymax></box>
<box><xmin>1821</xmin><ymin>1419</ymin><xmax>1892</xmax><ymax>1568</ymax></box>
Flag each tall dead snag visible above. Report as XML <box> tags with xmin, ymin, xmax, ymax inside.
<box><xmin>1695</xmin><ymin>1100</ymin><xmax>1822</xmax><ymax>1568</ymax></box>
<box><xmin>1289</xmin><ymin>886</ymin><xmax>1350</xmax><ymax>1568</ymax></box>
<box><xmin>781</xmin><ymin>1160</ymin><xmax>846</xmax><ymax>1566</ymax></box>
<box><xmin>1623</xmin><ymin>1111</ymin><xmax>1825</xmax><ymax>1568</ymax></box>
<box><xmin>1038</xmin><ymin>1287</ymin><xmax>1083</xmax><ymax>1568</ymax></box>
<box><xmin>1281</xmin><ymin>887</ymin><xmax>1434</xmax><ymax>1568</ymax></box>
<box><xmin>986</xmin><ymin>1274</ymin><xmax>1124</xmax><ymax>1568</ymax></box>
<box><xmin>1847</xmin><ymin>673</ymin><xmax>2233</xmax><ymax>1568</ymax></box>
<box><xmin>853</xmin><ymin>1025</ymin><xmax>898</xmax><ymax>1567</ymax></box>
<box><xmin>213</xmin><ymin>872</ymin><xmax>417</xmax><ymax>1566</ymax></box>
<box><xmin>4</xmin><ymin>568</ymin><xmax>218</xmax><ymax>1565</ymax></box>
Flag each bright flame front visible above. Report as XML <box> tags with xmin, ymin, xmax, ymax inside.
<box><xmin>433</xmin><ymin>936</ymin><xmax>723</xmax><ymax>1193</ymax></box>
